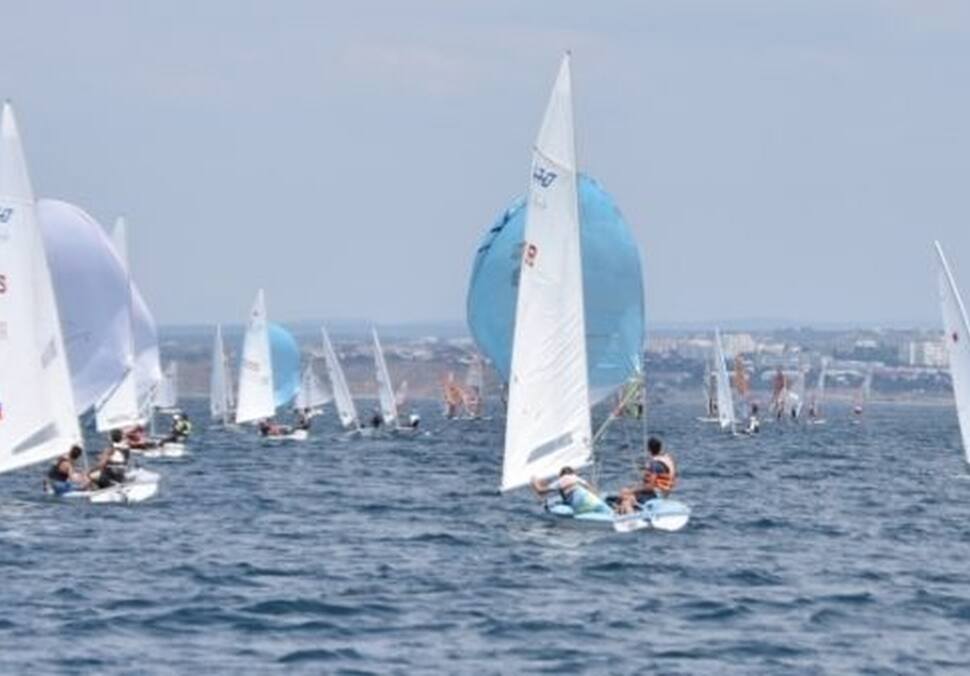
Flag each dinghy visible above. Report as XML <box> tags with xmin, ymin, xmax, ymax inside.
<box><xmin>371</xmin><ymin>327</ymin><xmax>419</xmax><ymax>435</ymax></box>
<box><xmin>0</xmin><ymin>103</ymin><xmax>157</xmax><ymax>503</ymax></box>
<box><xmin>499</xmin><ymin>56</ymin><xmax>688</xmax><ymax>532</ymax></box>
<box><xmin>294</xmin><ymin>360</ymin><xmax>331</xmax><ymax>418</ymax></box>
<box><xmin>235</xmin><ymin>290</ymin><xmax>305</xmax><ymax>441</ymax></box>
<box><xmin>321</xmin><ymin>326</ymin><xmax>364</xmax><ymax>435</ymax></box>
<box><xmin>935</xmin><ymin>241</ymin><xmax>970</xmax><ymax>462</ymax></box>
<box><xmin>807</xmin><ymin>357</ymin><xmax>828</xmax><ymax>424</ymax></box>
<box><xmin>462</xmin><ymin>355</ymin><xmax>486</xmax><ymax>419</ymax></box>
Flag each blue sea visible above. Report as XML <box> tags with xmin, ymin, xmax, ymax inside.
<box><xmin>2</xmin><ymin>399</ymin><xmax>970</xmax><ymax>674</ymax></box>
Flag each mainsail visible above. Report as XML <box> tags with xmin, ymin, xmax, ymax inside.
<box><xmin>371</xmin><ymin>328</ymin><xmax>399</xmax><ymax>427</ymax></box>
<box><xmin>210</xmin><ymin>324</ymin><xmax>233</xmax><ymax>423</ymax></box>
<box><xmin>502</xmin><ymin>54</ymin><xmax>592</xmax><ymax>492</ymax></box>
<box><xmin>294</xmin><ymin>361</ymin><xmax>331</xmax><ymax>413</ymax></box>
<box><xmin>95</xmin><ymin>217</ymin><xmax>145</xmax><ymax>432</ymax></box>
<box><xmin>0</xmin><ymin>103</ymin><xmax>81</xmax><ymax>474</ymax></box>
<box><xmin>235</xmin><ymin>290</ymin><xmax>275</xmax><ymax>424</ymax></box>
<box><xmin>714</xmin><ymin>328</ymin><xmax>736</xmax><ymax>432</ymax></box>
<box><xmin>321</xmin><ymin>326</ymin><xmax>359</xmax><ymax>429</ymax></box>
<box><xmin>935</xmin><ymin>241</ymin><xmax>970</xmax><ymax>461</ymax></box>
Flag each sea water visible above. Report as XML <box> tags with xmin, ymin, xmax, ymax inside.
<box><xmin>2</xmin><ymin>400</ymin><xmax>969</xmax><ymax>673</ymax></box>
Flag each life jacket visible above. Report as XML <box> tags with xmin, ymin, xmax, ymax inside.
<box><xmin>647</xmin><ymin>453</ymin><xmax>677</xmax><ymax>494</ymax></box>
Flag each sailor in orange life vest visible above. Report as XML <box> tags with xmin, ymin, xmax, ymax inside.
<box><xmin>616</xmin><ymin>436</ymin><xmax>677</xmax><ymax>515</ymax></box>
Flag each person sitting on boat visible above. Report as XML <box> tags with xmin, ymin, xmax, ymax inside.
<box><xmin>407</xmin><ymin>413</ymin><xmax>421</xmax><ymax>429</ymax></box>
<box><xmin>168</xmin><ymin>412</ymin><xmax>192</xmax><ymax>441</ymax></box>
<box><xmin>126</xmin><ymin>425</ymin><xmax>157</xmax><ymax>451</ymax></box>
<box><xmin>258</xmin><ymin>419</ymin><xmax>291</xmax><ymax>437</ymax></box>
<box><xmin>45</xmin><ymin>445</ymin><xmax>90</xmax><ymax>495</ymax></box>
<box><xmin>616</xmin><ymin>437</ymin><xmax>676</xmax><ymax>514</ymax></box>
<box><xmin>370</xmin><ymin>412</ymin><xmax>383</xmax><ymax>429</ymax></box>
<box><xmin>91</xmin><ymin>430</ymin><xmax>130</xmax><ymax>489</ymax></box>
<box><xmin>747</xmin><ymin>403</ymin><xmax>761</xmax><ymax>434</ymax></box>
<box><xmin>293</xmin><ymin>408</ymin><xmax>312</xmax><ymax>431</ymax></box>
<box><xmin>530</xmin><ymin>467</ymin><xmax>612</xmax><ymax>516</ymax></box>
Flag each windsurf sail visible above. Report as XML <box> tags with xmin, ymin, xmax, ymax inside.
<box><xmin>0</xmin><ymin>103</ymin><xmax>82</xmax><ymax>474</ymax></box>
<box><xmin>371</xmin><ymin>327</ymin><xmax>399</xmax><ymax>427</ymax></box>
<box><xmin>321</xmin><ymin>326</ymin><xmax>359</xmax><ymax>429</ymax></box>
<box><xmin>936</xmin><ymin>241</ymin><xmax>970</xmax><ymax>461</ymax></box>
<box><xmin>502</xmin><ymin>54</ymin><xmax>592</xmax><ymax>492</ymax></box>
<box><xmin>714</xmin><ymin>328</ymin><xmax>736</xmax><ymax>432</ymax></box>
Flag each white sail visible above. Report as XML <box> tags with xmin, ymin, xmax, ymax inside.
<box><xmin>936</xmin><ymin>241</ymin><xmax>970</xmax><ymax>461</ymax></box>
<box><xmin>95</xmin><ymin>217</ymin><xmax>145</xmax><ymax>432</ymax></box>
<box><xmin>714</xmin><ymin>328</ymin><xmax>736</xmax><ymax>432</ymax></box>
<box><xmin>464</xmin><ymin>354</ymin><xmax>485</xmax><ymax>417</ymax></box>
<box><xmin>235</xmin><ymin>289</ymin><xmax>275</xmax><ymax>424</ymax></box>
<box><xmin>394</xmin><ymin>379</ymin><xmax>409</xmax><ymax>408</ymax></box>
<box><xmin>155</xmin><ymin>361</ymin><xmax>178</xmax><ymax>410</ymax></box>
<box><xmin>502</xmin><ymin>54</ymin><xmax>592</xmax><ymax>492</ymax></box>
<box><xmin>294</xmin><ymin>361</ymin><xmax>331</xmax><ymax>411</ymax></box>
<box><xmin>321</xmin><ymin>326</ymin><xmax>359</xmax><ymax>429</ymax></box>
<box><xmin>371</xmin><ymin>327</ymin><xmax>399</xmax><ymax>426</ymax></box>
<box><xmin>0</xmin><ymin>103</ymin><xmax>81</xmax><ymax>474</ymax></box>
<box><xmin>210</xmin><ymin>324</ymin><xmax>233</xmax><ymax>423</ymax></box>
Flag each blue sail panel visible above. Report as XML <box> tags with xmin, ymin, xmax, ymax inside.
<box><xmin>466</xmin><ymin>174</ymin><xmax>645</xmax><ymax>403</ymax></box>
<box><xmin>269</xmin><ymin>323</ymin><xmax>300</xmax><ymax>408</ymax></box>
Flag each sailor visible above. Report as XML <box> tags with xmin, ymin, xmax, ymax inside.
<box><xmin>530</xmin><ymin>467</ymin><xmax>612</xmax><ymax>516</ymax></box>
<box><xmin>295</xmin><ymin>408</ymin><xmax>311</xmax><ymax>431</ymax></box>
<box><xmin>616</xmin><ymin>437</ymin><xmax>677</xmax><ymax>514</ymax></box>
<box><xmin>45</xmin><ymin>445</ymin><xmax>90</xmax><ymax>494</ymax></box>
<box><xmin>747</xmin><ymin>403</ymin><xmax>761</xmax><ymax>434</ymax></box>
<box><xmin>370</xmin><ymin>412</ymin><xmax>383</xmax><ymax>429</ymax></box>
<box><xmin>169</xmin><ymin>412</ymin><xmax>192</xmax><ymax>441</ymax></box>
<box><xmin>92</xmin><ymin>429</ymin><xmax>130</xmax><ymax>488</ymax></box>
<box><xmin>407</xmin><ymin>413</ymin><xmax>421</xmax><ymax>429</ymax></box>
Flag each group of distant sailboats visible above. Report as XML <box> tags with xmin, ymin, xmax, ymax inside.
<box><xmin>208</xmin><ymin>289</ymin><xmax>418</xmax><ymax>441</ymax></box>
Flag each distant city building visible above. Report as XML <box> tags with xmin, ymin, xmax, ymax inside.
<box><xmin>901</xmin><ymin>339</ymin><xmax>948</xmax><ymax>368</ymax></box>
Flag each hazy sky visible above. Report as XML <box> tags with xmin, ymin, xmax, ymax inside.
<box><xmin>3</xmin><ymin>1</ymin><xmax>970</xmax><ymax>327</ymax></box>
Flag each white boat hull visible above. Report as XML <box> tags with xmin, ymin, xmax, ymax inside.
<box><xmin>139</xmin><ymin>442</ymin><xmax>187</xmax><ymax>458</ymax></box>
<box><xmin>49</xmin><ymin>468</ymin><xmax>160</xmax><ymax>504</ymax></box>
<box><xmin>546</xmin><ymin>498</ymin><xmax>691</xmax><ymax>532</ymax></box>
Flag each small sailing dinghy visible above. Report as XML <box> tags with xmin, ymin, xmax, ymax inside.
<box><xmin>713</xmin><ymin>329</ymin><xmax>738</xmax><ymax>435</ymax></box>
<box><xmin>371</xmin><ymin>327</ymin><xmax>420</xmax><ymax>434</ymax></box>
<box><xmin>500</xmin><ymin>56</ymin><xmax>688</xmax><ymax>532</ymax></box>
<box><xmin>0</xmin><ymin>103</ymin><xmax>156</xmax><ymax>504</ymax></box>
<box><xmin>935</xmin><ymin>241</ymin><xmax>970</xmax><ymax>462</ymax></box>
<box><xmin>235</xmin><ymin>290</ymin><xmax>305</xmax><ymax>441</ymax></box>
<box><xmin>321</xmin><ymin>326</ymin><xmax>364</xmax><ymax>436</ymax></box>
<box><xmin>141</xmin><ymin>361</ymin><xmax>188</xmax><ymax>459</ymax></box>
<box><xmin>807</xmin><ymin>358</ymin><xmax>828</xmax><ymax>424</ymax></box>
<box><xmin>294</xmin><ymin>360</ymin><xmax>331</xmax><ymax>418</ymax></box>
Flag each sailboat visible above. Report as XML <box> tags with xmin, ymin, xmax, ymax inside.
<box><xmin>234</xmin><ymin>290</ymin><xmax>305</xmax><ymax>440</ymax></box>
<box><xmin>853</xmin><ymin>365</ymin><xmax>873</xmax><ymax>418</ymax></box>
<box><xmin>0</xmin><ymin>103</ymin><xmax>156</xmax><ymax>503</ymax></box>
<box><xmin>713</xmin><ymin>328</ymin><xmax>737</xmax><ymax>434</ymax></box>
<box><xmin>294</xmin><ymin>360</ymin><xmax>331</xmax><ymax>418</ymax></box>
<box><xmin>210</xmin><ymin>324</ymin><xmax>235</xmax><ymax>426</ymax></box>
<box><xmin>697</xmin><ymin>357</ymin><xmax>719</xmax><ymax>423</ymax></box>
<box><xmin>372</xmin><ymin>327</ymin><xmax>412</xmax><ymax>432</ymax></box>
<box><xmin>807</xmin><ymin>357</ymin><xmax>828</xmax><ymax>424</ymax></box>
<box><xmin>500</xmin><ymin>55</ymin><xmax>688</xmax><ymax>532</ymax></box>
<box><xmin>140</xmin><ymin>359</ymin><xmax>188</xmax><ymax>458</ymax></box>
<box><xmin>935</xmin><ymin>241</ymin><xmax>970</xmax><ymax>461</ymax></box>
<box><xmin>320</xmin><ymin>326</ymin><xmax>362</xmax><ymax>434</ymax></box>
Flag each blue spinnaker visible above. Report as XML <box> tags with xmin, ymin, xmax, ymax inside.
<box><xmin>269</xmin><ymin>323</ymin><xmax>300</xmax><ymax>408</ymax></box>
<box><xmin>466</xmin><ymin>174</ymin><xmax>644</xmax><ymax>404</ymax></box>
